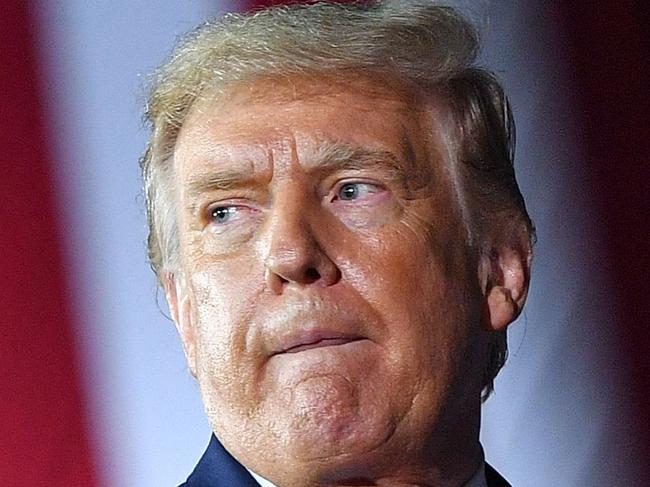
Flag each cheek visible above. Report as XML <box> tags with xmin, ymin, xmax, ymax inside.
<box><xmin>351</xmin><ymin>205</ymin><xmax>467</xmax><ymax>309</ymax></box>
<box><xmin>347</xmin><ymin>206</ymin><xmax>476</xmax><ymax>370</ymax></box>
<box><xmin>188</xmin><ymin>260</ymin><xmax>264</xmax><ymax>395</ymax></box>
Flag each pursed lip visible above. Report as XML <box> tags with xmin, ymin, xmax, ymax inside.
<box><xmin>273</xmin><ymin>330</ymin><xmax>366</xmax><ymax>355</ymax></box>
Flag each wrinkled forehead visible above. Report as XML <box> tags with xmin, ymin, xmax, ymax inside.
<box><xmin>173</xmin><ymin>73</ymin><xmax>450</xmax><ymax>177</ymax></box>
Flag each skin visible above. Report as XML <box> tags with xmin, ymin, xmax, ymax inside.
<box><xmin>166</xmin><ymin>75</ymin><xmax>530</xmax><ymax>486</ymax></box>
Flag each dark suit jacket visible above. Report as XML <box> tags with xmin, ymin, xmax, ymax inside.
<box><xmin>179</xmin><ymin>435</ymin><xmax>512</xmax><ymax>487</ymax></box>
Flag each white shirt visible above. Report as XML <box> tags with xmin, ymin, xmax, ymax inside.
<box><xmin>248</xmin><ymin>462</ymin><xmax>488</xmax><ymax>487</ymax></box>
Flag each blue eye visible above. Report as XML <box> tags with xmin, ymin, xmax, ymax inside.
<box><xmin>337</xmin><ymin>182</ymin><xmax>378</xmax><ymax>201</ymax></box>
<box><xmin>210</xmin><ymin>206</ymin><xmax>236</xmax><ymax>224</ymax></box>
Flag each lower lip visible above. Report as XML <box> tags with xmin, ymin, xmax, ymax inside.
<box><xmin>282</xmin><ymin>338</ymin><xmax>364</xmax><ymax>354</ymax></box>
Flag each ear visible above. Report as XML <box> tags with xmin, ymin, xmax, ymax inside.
<box><xmin>479</xmin><ymin>240</ymin><xmax>532</xmax><ymax>331</ymax></box>
<box><xmin>163</xmin><ymin>273</ymin><xmax>198</xmax><ymax>377</ymax></box>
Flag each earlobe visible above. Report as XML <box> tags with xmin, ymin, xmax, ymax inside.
<box><xmin>480</xmin><ymin>244</ymin><xmax>531</xmax><ymax>331</ymax></box>
<box><xmin>485</xmin><ymin>285</ymin><xmax>517</xmax><ymax>331</ymax></box>
<box><xmin>163</xmin><ymin>273</ymin><xmax>198</xmax><ymax>377</ymax></box>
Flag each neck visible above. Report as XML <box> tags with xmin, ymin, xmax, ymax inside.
<box><xmin>270</xmin><ymin>438</ymin><xmax>483</xmax><ymax>487</ymax></box>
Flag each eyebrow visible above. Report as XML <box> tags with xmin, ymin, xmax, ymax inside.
<box><xmin>184</xmin><ymin>139</ymin><xmax>418</xmax><ymax>205</ymax></box>
<box><xmin>305</xmin><ymin>141</ymin><xmax>412</xmax><ymax>182</ymax></box>
<box><xmin>186</xmin><ymin>168</ymin><xmax>256</xmax><ymax>197</ymax></box>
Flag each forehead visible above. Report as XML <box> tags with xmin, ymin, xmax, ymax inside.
<box><xmin>174</xmin><ymin>74</ymin><xmax>439</xmax><ymax>172</ymax></box>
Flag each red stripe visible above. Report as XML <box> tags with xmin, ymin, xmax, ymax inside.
<box><xmin>0</xmin><ymin>2</ymin><xmax>99</xmax><ymax>485</ymax></box>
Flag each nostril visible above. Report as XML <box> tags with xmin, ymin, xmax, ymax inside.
<box><xmin>305</xmin><ymin>267</ymin><xmax>321</xmax><ymax>282</ymax></box>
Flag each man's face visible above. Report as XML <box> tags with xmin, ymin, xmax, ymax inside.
<box><xmin>171</xmin><ymin>76</ymin><xmax>488</xmax><ymax>483</ymax></box>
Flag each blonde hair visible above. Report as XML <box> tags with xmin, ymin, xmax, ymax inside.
<box><xmin>141</xmin><ymin>0</ymin><xmax>534</xmax><ymax>399</ymax></box>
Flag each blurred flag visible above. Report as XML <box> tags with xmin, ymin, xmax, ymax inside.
<box><xmin>1</xmin><ymin>1</ymin><xmax>646</xmax><ymax>486</ymax></box>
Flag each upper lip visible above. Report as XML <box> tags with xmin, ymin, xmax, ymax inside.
<box><xmin>273</xmin><ymin>330</ymin><xmax>365</xmax><ymax>355</ymax></box>
<box><xmin>259</xmin><ymin>293</ymin><xmax>370</xmax><ymax>357</ymax></box>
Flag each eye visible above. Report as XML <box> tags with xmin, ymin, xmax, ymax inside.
<box><xmin>204</xmin><ymin>201</ymin><xmax>261</xmax><ymax>231</ymax></box>
<box><xmin>335</xmin><ymin>182</ymin><xmax>380</xmax><ymax>201</ymax></box>
<box><xmin>210</xmin><ymin>206</ymin><xmax>237</xmax><ymax>224</ymax></box>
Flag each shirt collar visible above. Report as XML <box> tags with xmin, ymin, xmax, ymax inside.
<box><xmin>247</xmin><ymin>469</ymin><xmax>275</xmax><ymax>487</ymax></box>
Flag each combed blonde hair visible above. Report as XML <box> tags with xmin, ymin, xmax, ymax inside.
<box><xmin>141</xmin><ymin>0</ymin><xmax>534</xmax><ymax>399</ymax></box>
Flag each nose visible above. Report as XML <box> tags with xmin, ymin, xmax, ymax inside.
<box><xmin>263</xmin><ymin>191</ymin><xmax>340</xmax><ymax>294</ymax></box>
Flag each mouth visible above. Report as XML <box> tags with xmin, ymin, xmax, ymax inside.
<box><xmin>274</xmin><ymin>332</ymin><xmax>366</xmax><ymax>355</ymax></box>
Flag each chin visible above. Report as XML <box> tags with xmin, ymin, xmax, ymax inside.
<box><xmin>270</xmin><ymin>373</ymin><xmax>400</xmax><ymax>464</ymax></box>
<box><xmin>273</xmin><ymin>421</ymin><xmax>410</xmax><ymax>487</ymax></box>
<box><xmin>285</xmin><ymin>410</ymin><xmax>397</xmax><ymax>463</ymax></box>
